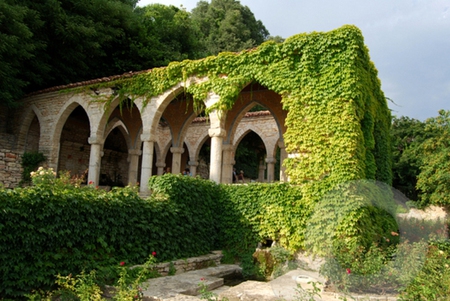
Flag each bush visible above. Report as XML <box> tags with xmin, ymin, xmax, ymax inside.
<box><xmin>399</xmin><ymin>240</ymin><xmax>450</xmax><ymax>300</ymax></box>
<box><xmin>0</xmin><ymin>172</ymin><xmax>221</xmax><ymax>298</ymax></box>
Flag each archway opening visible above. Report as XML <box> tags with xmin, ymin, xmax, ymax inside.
<box><xmin>58</xmin><ymin>105</ymin><xmax>90</xmax><ymax>179</ymax></box>
<box><xmin>235</xmin><ymin>131</ymin><xmax>266</xmax><ymax>182</ymax></box>
<box><xmin>198</xmin><ymin>137</ymin><xmax>211</xmax><ymax>179</ymax></box>
<box><xmin>101</xmin><ymin>127</ymin><xmax>128</xmax><ymax>187</ymax></box>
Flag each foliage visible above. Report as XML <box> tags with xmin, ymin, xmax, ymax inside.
<box><xmin>416</xmin><ymin>110</ymin><xmax>450</xmax><ymax>207</ymax></box>
<box><xmin>390</xmin><ymin>116</ymin><xmax>427</xmax><ymax>201</ymax></box>
<box><xmin>191</xmin><ymin>0</ymin><xmax>269</xmax><ymax>56</ymax></box>
<box><xmin>79</xmin><ymin>25</ymin><xmax>391</xmax><ymax>212</ymax></box>
<box><xmin>27</xmin><ymin>254</ymin><xmax>157</xmax><ymax>300</ymax></box>
<box><xmin>293</xmin><ymin>281</ymin><xmax>322</xmax><ymax>301</ymax></box>
<box><xmin>399</xmin><ymin>240</ymin><xmax>450</xmax><ymax>300</ymax></box>
<box><xmin>20</xmin><ymin>151</ymin><xmax>46</xmax><ymax>183</ymax></box>
<box><xmin>3</xmin><ymin>0</ymin><xmax>271</xmax><ymax>107</ymax></box>
<box><xmin>0</xmin><ymin>172</ymin><xmax>220</xmax><ymax>298</ymax></box>
<box><xmin>0</xmin><ymin>0</ymin><xmax>42</xmax><ymax>108</ymax></box>
<box><xmin>134</xmin><ymin>4</ymin><xmax>204</xmax><ymax>66</ymax></box>
<box><xmin>305</xmin><ymin>180</ymin><xmax>399</xmax><ymax>257</ymax></box>
<box><xmin>217</xmin><ymin>182</ymin><xmax>308</xmax><ymax>274</ymax></box>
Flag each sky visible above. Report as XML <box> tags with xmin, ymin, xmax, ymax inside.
<box><xmin>137</xmin><ymin>0</ymin><xmax>450</xmax><ymax>120</ymax></box>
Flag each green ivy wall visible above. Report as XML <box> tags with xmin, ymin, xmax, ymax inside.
<box><xmin>86</xmin><ymin>24</ymin><xmax>391</xmax><ymax>204</ymax></box>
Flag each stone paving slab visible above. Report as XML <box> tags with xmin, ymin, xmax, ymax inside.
<box><xmin>140</xmin><ymin>264</ymin><xmax>398</xmax><ymax>301</ymax></box>
<box><xmin>141</xmin><ymin>264</ymin><xmax>241</xmax><ymax>300</ymax></box>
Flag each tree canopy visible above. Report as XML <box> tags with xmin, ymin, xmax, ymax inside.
<box><xmin>0</xmin><ymin>0</ymin><xmax>271</xmax><ymax>107</ymax></box>
<box><xmin>191</xmin><ymin>0</ymin><xmax>269</xmax><ymax>55</ymax></box>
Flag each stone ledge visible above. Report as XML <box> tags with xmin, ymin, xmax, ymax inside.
<box><xmin>153</xmin><ymin>251</ymin><xmax>223</xmax><ymax>276</ymax></box>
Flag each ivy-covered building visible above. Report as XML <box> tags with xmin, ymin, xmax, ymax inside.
<box><xmin>0</xmin><ymin>25</ymin><xmax>391</xmax><ymax>197</ymax></box>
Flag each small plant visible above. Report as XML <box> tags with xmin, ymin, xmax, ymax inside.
<box><xmin>114</xmin><ymin>252</ymin><xmax>158</xmax><ymax>300</ymax></box>
<box><xmin>293</xmin><ymin>281</ymin><xmax>322</xmax><ymax>301</ymax></box>
<box><xmin>198</xmin><ymin>278</ymin><xmax>229</xmax><ymax>301</ymax></box>
<box><xmin>168</xmin><ymin>261</ymin><xmax>176</xmax><ymax>276</ymax></box>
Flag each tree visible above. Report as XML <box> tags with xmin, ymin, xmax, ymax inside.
<box><xmin>0</xmin><ymin>1</ymin><xmax>43</xmax><ymax>107</ymax></box>
<box><xmin>390</xmin><ymin>116</ymin><xmax>427</xmax><ymax>201</ymax></box>
<box><xmin>191</xmin><ymin>0</ymin><xmax>269</xmax><ymax>55</ymax></box>
<box><xmin>134</xmin><ymin>4</ymin><xmax>204</xmax><ymax>66</ymax></box>
<box><xmin>416</xmin><ymin>110</ymin><xmax>450</xmax><ymax>207</ymax></box>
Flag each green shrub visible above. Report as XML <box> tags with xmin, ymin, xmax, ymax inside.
<box><xmin>399</xmin><ymin>240</ymin><xmax>450</xmax><ymax>300</ymax></box>
<box><xmin>0</xmin><ymin>173</ymin><xmax>221</xmax><ymax>298</ymax></box>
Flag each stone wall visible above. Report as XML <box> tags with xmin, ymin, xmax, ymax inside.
<box><xmin>0</xmin><ymin>106</ymin><xmax>23</xmax><ymax>188</ymax></box>
<box><xmin>0</xmin><ymin>147</ymin><xmax>22</xmax><ymax>188</ymax></box>
<box><xmin>152</xmin><ymin>251</ymin><xmax>223</xmax><ymax>276</ymax></box>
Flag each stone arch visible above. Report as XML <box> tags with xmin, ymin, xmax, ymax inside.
<box><xmin>233</xmin><ymin>128</ymin><xmax>269</xmax><ymax>158</ymax></box>
<box><xmin>49</xmin><ymin>99</ymin><xmax>91</xmax><ymax>170</ymax></box>
<box><xmin>56</xmin><ymin>104</ymin><xmax>91</xmax><ymax>178</ymax></box>
<box><xmin>140</xmin><ymin>77</ymin><xmax>207</xmax><ymax>139</ymax></box>
<box><xmin>94</xmin><ymin>93</ymin><xmax>126</xmax><ymax>142</ymax></box>
<box><xmin>103</xmin><ymin>117</ymin><xmax>131</xmax><ymax>149</ymax></box>
<box><xmin>226</xmin><ymin>101</ymin><xmax>283</xmax><ymax>147</ymax></box>
<box><xmin>15</xmin><ymin>104</ymin><xmax>44</xmax><ymax>152</ymax></box>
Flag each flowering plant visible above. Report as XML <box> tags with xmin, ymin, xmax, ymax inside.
<box><xmin>30</xmin><ymin>167</ymin><xmax>57</xmax><ymax>186</ymax></box>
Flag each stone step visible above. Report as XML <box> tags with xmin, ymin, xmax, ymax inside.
<box><xmin>140</xmin><ymin>264</ymin><xmax>242</xmax><ymax>301</ymax></box>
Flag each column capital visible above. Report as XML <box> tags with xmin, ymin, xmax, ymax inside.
<box><xmin>278</xmin><ymin>141</ymin><xmax>285</xmax><ymax>148</ymax></box>
<box><xmin>265</xmin><ymin>157</ymin><xmax>277</xmax><ymax>164</ymax></box>
<box><xmin>155</xmin><ymin>162</ymin><xmax>166</xmax><ymax>168</ymax></box>
<box><xmin>188</xmin><ymin>161</ymin><xmax>199</xmax><ymax>167</ymax></box>
<box><xmin>88</xmin><ymin>136</ymin><xmax>102</xmax><ymax>145</ymax></box>
<box><xmin>140</xmin><ymin>133</ymin><xmax>155</xmax><ymax>142</ymax></box>
<box><xmin>208</xmin><ymin>128</ymin><xmax>226</xmax><ymax>138</ymax></box>
<box><xmin>128</xmin><ymin>149</ymin><xmax>142</xmax><ymax>156</ymax></box>
<box><xmin>222</xmin><ymin>144</ymin><xmax>234</xmax><ymax>151</ymax></box>
<box><xmin>170</xmin><ymin>147</ymin><xmax>185</xmax><ymax>154</ymax></box>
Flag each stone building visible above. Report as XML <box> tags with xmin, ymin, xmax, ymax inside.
<box><xmin>0</xmin><ymin>26</ymin><xmax>391</xmax><ymax>194</ymax></box>
<box><xmin>0</xmin><ymin>80</ymin><xmax>286</xmax><ymax>194</ymax></box>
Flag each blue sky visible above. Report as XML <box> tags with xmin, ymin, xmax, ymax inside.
<box><xmin>138</xmin><ymin>0</ymin><xmax>450</xmax><ymax>120</ymax></box>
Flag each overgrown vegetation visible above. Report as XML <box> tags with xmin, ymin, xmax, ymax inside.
<box><xmin>20</xmin><ymin>151</ymin><xmax>46</xmax><ymax>184</ymax></box>
<box><xmin>79</xmin><ymin>25</ymin><xmax>391</xmax><ymax>212</ymax></box>
<box><xmin>1</xmin><ymin>170</ymin><xmax>450</xmax><ymax>299</ymax></box>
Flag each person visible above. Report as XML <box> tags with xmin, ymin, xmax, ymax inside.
<box><xmin>163</xmin><ymin>167</ymin><xmax>171</xmax><ymax>175</ymax></box>
<box><xmin>237</xmin><ymin>170</ymin><xmax>245</xmax><ymax>183</ymax></box>
<box><xmin>232</xmin><ymin>168</ymin><xmax>238</xmax><ymax>183</ymax></box>
<box><xmin>183</xmin><ymin>168</ymin><xmax>191</xmax><ymax>176</ymax></box>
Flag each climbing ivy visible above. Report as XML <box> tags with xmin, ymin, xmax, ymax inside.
<box><xmin>72</xmin><ymin>25</ymin><xmax>391</xmax><ymax>204</ymax></box>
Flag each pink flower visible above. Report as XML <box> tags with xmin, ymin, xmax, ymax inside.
<box><xmin>200</xmin><ymin>277</ymin><xmax>205</xmax><ymax>281</ymax></box>
<box><xmin>346</xmin><ymin>268</ymin><xmax>351</xmax><ymax>275</ymax></box>
<box><xmin>88</xmin><ymin>181</ymin><xmax>93</xmax><ymax>185</ymax></box>
<box><xmin>120</xmin><ymin>261</ymin><xmax>126</xmax><ymax>266</ymax></box>
<box><xmin>152</xmin><ymin>251</ymin><xmax>157</xmax><ymax>256</ymax></box>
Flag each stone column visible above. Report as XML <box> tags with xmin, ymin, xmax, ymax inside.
<box><xmin>140</xmin><ymin>133</ymin><xmax>155</xmax><ymax>195</ymax></box>
<box><xmin>278</xmin><ymin>141</ymin><xmax>288</xmax><ymax>182</ymax></box>
<box><xmin>87</xmin><ymin>136</ymin><xmax>103</xmax><ymax>186</ymax></box>
<box><xmin>155</xmin><ymin>161</ymin><xmax>166</xmax><ymax>175</ymax></box>
<box><xmin>209</xmin><ymin>128</ymin><xmax>226</xmax><ymax>183</ymax></box>
<box><xmin>170</xmin><ymin>147</ymin><xmax>185</xmax><ymax>174</ymax></box>
<box><xmin>258</xmin><ymin>161</ymin><xmax>266</xmax><ymax>182</ymax></box>
<box><xmin>127</xmin><ymin>149</ymin><xmax>142</xmax><ymax>185</ymax></box>
<box><xmin>188</xmin><ymin>160</ymin><xmax>199</xmax><ymax>177</ymax></box>
<box><xmin>221</xmin><ymin>144</ymin><xmax>234</xmax><ymax>184</ymax></box>
<box><xmin>266</xmin><ymin>157</ymin><xmax>276</xmax><ymax>183</ymax></box>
